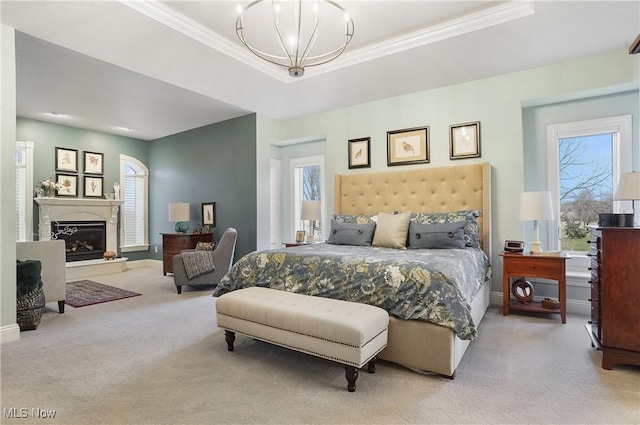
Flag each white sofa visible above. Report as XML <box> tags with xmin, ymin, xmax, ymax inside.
<box><xmin>16</xmin><ymin>240</ymin><xmax>66</xmax><ymax>313</ymax></box>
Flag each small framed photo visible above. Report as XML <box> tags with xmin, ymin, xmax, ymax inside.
<box><xmin>83</xmin><ymin>151</ymin><xmax>104</xmax><ymax>175</ymax></box>
<box><xmin>55</xmin><ymin>147</ymin><xmax>78</xmax><ymax>173</ymax></box>
<box><xmin>202</xmin><ymin>202</ymin><xmax>216</xmax><ymax>227</ymax></box>
<box><xmin>450</xmin><ymin>121</ymin><xmax>481</xmax><ymax>160</ymax></box>
<box><xmin>84</xmin><ymin>176</ymin><xmax>103</xmax><ymax>198</ymax></box>
<box><xmin>55</xmin><ymin>173</ymin><xmax>78</xmax><ymax>197</ymax></box>
<box><xmin>387</xmin><ymin>126</ymin><xmax>429</xmax><ymax>166</ymax></box>
<box><xmin>295</xmin><ymin>230</ymin><xmax>305</xmax><ymax>243</ymax></box>
<box><xmin>348</xmin><ymin>137</ymin><xmax>371</xmax><ymax>169</ymax></box>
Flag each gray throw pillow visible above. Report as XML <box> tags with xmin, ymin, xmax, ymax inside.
<box><xmin>327</xmin><ymin>220</ymin><xmax>376</xmax><ymax>246</ymax></box>
<box><xmin>408</xmin><ymin>221</ymin><xmax>466</xmax><ymax>249</ymax></box>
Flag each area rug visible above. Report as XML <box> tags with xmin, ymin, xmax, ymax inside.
<box><xmin>66</xmin><ymin>280</ymin><xmax>141</xmax><ymax>308</ymax></box>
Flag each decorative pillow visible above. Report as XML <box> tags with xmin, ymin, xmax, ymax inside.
<box><xmin>195</xmin><ymin>241</ymin><xmax>215</xmax><ymax>251</ymax></box>
<box><xmin>372</xmin><ymin>211</ymin><xmax>411</xmax><ymax>250</ymax></box>
<box><xmin>408</xmin><ymin>221</ymin><xmax>466</xmax><ymax>249</ymax></box>
<box><xmin>332</xmin><ymin>213</ymin><xmax>377</xmax><ymax>224</ymax></box>
<box><xmin>411</xmin><ymin>210</ymin><xmax>481</xmax><ymax>249</ymax></box>
<box><xmin>327</xmin><ymin>220</ymin><xmax>376</xmax><ymax>246</ymax></box>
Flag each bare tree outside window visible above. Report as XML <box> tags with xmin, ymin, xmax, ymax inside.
<box><xmin>303</xmin><ymin>165</ymin><xmax>320</xmax><ymax>201</ymax></box>
<box><xmin>559</xmin><ymin>135</ymin><xmax>612</xmax><ymax>251</ymax></box>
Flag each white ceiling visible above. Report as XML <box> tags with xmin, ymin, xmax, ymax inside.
<box><xmin>1</xmin><ymin>0</ymin><xmax>638</xmax><ymax>140</ymax></box>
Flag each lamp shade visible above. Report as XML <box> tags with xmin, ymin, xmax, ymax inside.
<box><xmin>519</xmin><ymin>191</ymin><xmax>554</xmax><ymax>221</ymax></box>
<box><xmin>168</xmin><ymin>203</ymin><xmax>190</xmax><ymax>222</ymax></box>
<box><xmin>614</xmin><ymin>172</ymin><xmax>640</xmax><ymax>200</ymax></box>
<box><xmin>300</xmin><ymin>200</ymin><xmax>321</xmax><ymax>221</ymax></box>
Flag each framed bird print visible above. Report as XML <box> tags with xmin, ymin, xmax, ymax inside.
<box><xmin>348</xmin><ymin>137</ymin><xmax>370</xmax><ymax>169</ymax></box>
<box><xmin>387</xmin><ymin>126</ymin><xmax>429</xmax><ymax>166</ymax></box>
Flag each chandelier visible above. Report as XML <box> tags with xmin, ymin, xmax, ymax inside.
<box><xmin>236</xmin><ymin>0</ymin><xmax>355</xmax><ymax>77</ymax></box>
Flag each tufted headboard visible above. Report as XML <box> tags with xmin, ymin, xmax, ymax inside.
<box><xmin>334</xmin><ymin>162</ymin><xmax>491</xmax><ymax>257</ymax></box>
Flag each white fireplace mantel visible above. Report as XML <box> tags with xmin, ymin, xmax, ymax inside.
<box><xmin>35</xmin><ymin>197</ymin><xmax>123</xmax><ymax>254</ymax></box>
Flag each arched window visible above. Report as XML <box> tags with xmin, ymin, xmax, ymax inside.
<box><xmin>119</xmin><ymin>154</ymin><xmax>149</xmax><ymax>252</ymax></box>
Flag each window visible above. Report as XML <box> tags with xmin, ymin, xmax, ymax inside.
<box><xmin>548</xmin><ymin>115</ymin><xmax>632</xmax><ymax>253</ymax></box>
<box><xmin>119</xmin><ymin>154</ymin><xmax>149</xmax><ymax>252</ymax></box>
<box><xmin>15</xmin><ymin>141</ymin><xmax>34</xmax><ymax>241</ymax></box>
<box><xmin>290</xmin><ymin>155</ymin><xmax>325</xmax><ymax>240</ymax></box>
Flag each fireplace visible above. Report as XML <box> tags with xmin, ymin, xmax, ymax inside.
<box><xmin>54</xmin><ymin>221</ymin><xmax>106</xmax><ymax>262</ymax></box>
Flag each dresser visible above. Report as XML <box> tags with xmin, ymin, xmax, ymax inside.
<box><xmin>161</xmin><ymin>233</ymin><xmax>214</xmax><ymax>275</ymax></box>
<box><xmin>586</xmin><ymin>227</ymin><xmax>640</xmax><ymax>370</ymax></box>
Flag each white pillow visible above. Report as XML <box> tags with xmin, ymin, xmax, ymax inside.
<box><xmin>372</xmin><ymin>211</ymin><xmax>411</xmax><ymax>249</ymax></box>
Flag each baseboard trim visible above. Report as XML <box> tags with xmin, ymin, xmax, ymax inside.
<box><xmin>126</xmin><ymin>259</ymin><xmax>161</xmax><ymax>269</ymax></box>
<box><xmin>490</xmin><ymin>292</ymin><xmax>590</xmax><ymax>316</ymax></box>
<box><xmin>0</xmin><ymin>324</ymin><xmax>21</xmax><ymax>344</ymax></box>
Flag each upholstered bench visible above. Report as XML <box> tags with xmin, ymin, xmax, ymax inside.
<box><xmin>215</xmin><ymin>287</ymin><xmax>389</xmax><ymax>392</ymax></box>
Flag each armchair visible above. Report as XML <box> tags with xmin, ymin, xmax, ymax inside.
<box><xmin>172</xmin><ymin>227</ymin><xmax>237</xmax><ymax>294</ymax></box>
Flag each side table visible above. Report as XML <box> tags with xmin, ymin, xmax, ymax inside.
<box><xmin>500</xmin><ymin>252</ymin><xmax>570</xmax><ymax>323</ymax></box>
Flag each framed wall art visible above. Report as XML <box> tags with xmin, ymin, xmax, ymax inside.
<box><xmin>348</xmin><ymin>137</ymin><xmax>371</xmax><ymax>169</ymax></box>
<box><xmin>84</xmin><ymin>176</ymin><xmax>103</xmax><ymax>198</ymax></box>
<box><xmin>450</xmin><ymin>121</ymin><xmax>481</xmax><ymax>160</ymax></box>
<box><xmin>387</xmin><ymin>126</ymin><xmax>429</xmax><ymax>166</ymax></box>
<box><xmin>83</xmin><ymin>151</ymin><xmax>104</xmax><ymax>175</ymax></box>
<box><xmin>55</xmin><ymin>147</ymin><xmax>78</xmax><ymax>173</ymax></box>
<box><xmin>202</xmin><ymin>202</ymin><xmax>216</xmax><ymax>227</ymax></box>
<box><xmin>55</xmin><ymin>173</ymin><xmax>78</xmax><ymax>197</ymax></box>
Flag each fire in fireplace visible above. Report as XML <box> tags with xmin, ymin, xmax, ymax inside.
<box><xmin>53</xmin><ymin>221</ymin><xmax>107</xmax><ymax>262</ymax></box>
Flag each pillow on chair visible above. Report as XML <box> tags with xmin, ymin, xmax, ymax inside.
<box><xmin>195</xmin><ymin>241</ymin><xmax>215</xmax><ymax>251</ymax></box>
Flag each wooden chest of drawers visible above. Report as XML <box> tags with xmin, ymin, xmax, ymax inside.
<box><xmin>586</xmin><ymin>227</ymin><xmax>640</xmax><ymax>370</ymax></box>
<box><xmin>161</xmin><ymin>233</ymin><xmax>214</xmax><ymax>275</ymax></box>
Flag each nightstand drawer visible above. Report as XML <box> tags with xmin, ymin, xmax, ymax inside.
<box><xmin>503</xmin><ymin>257</ymin><xmax>563</xmax><ymax>278</ymax></box>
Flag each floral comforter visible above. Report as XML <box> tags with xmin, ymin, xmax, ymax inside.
<box><xmin>213</xmin><ymin>244</ymin><xmax>491</xmax><ymax>340</ymax></box>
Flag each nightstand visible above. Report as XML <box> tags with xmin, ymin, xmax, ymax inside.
<box><xmin>500</xmin><ymin>252</ymin><xmax>570</xmax><ymax>323</ymax></box>
<box><xmin>284</xmin><ymin>242</ymin><xmax>305</xmax><ymax>248</ymax></box>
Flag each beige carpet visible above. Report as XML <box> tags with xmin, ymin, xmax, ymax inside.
<box><xmin>1</xmin><ymin>262</ymin><xmax>638</xmax><ymax>425</ymax></box>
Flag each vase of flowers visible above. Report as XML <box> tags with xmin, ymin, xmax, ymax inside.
<box><xmin>34</xmin><ymin>178</ymin><xmax>62</xmax><ymax>198</ymax></box>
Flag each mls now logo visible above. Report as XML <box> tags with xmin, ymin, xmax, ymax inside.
<box><xmin>4</xmin><ymin>407</ymin><xmax>56</xmax><ymax>419</ymax></box>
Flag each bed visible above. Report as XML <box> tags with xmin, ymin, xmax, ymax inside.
<box><xmin>213</xmin><ymin>162</ymin><xmax>491</xmax><ymax>378</ymax></box>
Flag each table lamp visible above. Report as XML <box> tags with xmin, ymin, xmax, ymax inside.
<box><xmin>169</xmin><ymin>202</ymin><xmax>190</xmax><ymax>233</ymax></box>
<box><xmin>300</xmin><ymin>200</ymin><xmax>321</xmax><ymax>244</ymax></box>
<box><xmin>519</xmin><ymin>191</ymin><xmax>554</xmax><ymax>254</ymax></box>
<box><xmin>614</xmin><ymin>171</ymin><xmax>640</xmax><ymax>225</ymax></box>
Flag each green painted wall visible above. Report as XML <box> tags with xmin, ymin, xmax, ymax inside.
<box><xmin>16</xmin><ymin>118</ymin><xmax>150</xmax><ymax>260</ymax></box>
<box><xmin>149</xmin><ymin>114</ymin><xmax>257</xmax><ymax>261</ymax></box>
<box><xmin>256</xmin><ymin>48</ymin><xmax>640</xmax><ymax>294</ymax></box>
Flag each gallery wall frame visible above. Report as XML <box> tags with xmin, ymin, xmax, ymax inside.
<box><xmin>387</xmin><ymin>126</ymin><xmax>430</xmax><ymax>166</ymax></box>
<box><xmin>202</xmin><ymin>202</ymin><xmax>216</xmax><ymax>227</ymax></box>
<box><xmin>348</xmin><ymin>137</ymin><xmax>371</xmax><ymax>169</ymax></box>
<box><xmin>84</xmin><ymin>176</ymin><xmax>104</xmax><ymax>198</ymax></box>
<box><xmin>55</xmin><ymin>173</ymin><xmax>78</xmax><ymax>197</ymax></box>
<box><xmin>83</xmin><ymin>151</ymin><xmax>104</xmax><ymax>175</ymax></box>
<box><xmin>450</xmin><ymin>121</ymin><xmax>481</xmax><ymax>160</ymax></box>
<box><xmin>55</xmin><ymin>147</ymin><xmax>78</xmax><ymax>173</ymax></box>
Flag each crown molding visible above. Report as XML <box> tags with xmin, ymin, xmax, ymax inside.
<box><xmin>120</xmin><ymin>0</ymin><xmax>290</xmax><ymax>83</ymax></box>
<box><xmin>121</xmin><ymin>0</ymin><xmax>534</xmax><ymax>84</ymax></box>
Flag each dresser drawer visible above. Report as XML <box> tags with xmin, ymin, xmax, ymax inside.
<box><xmin>503</xmin><ymin>257</ymin><xmax>563</xmax><ymax>278</ymax></box>
<box><xmin>163</xmin><ymin>235</ymin><xmax>190</xmax><ymax>248</ymax></box>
